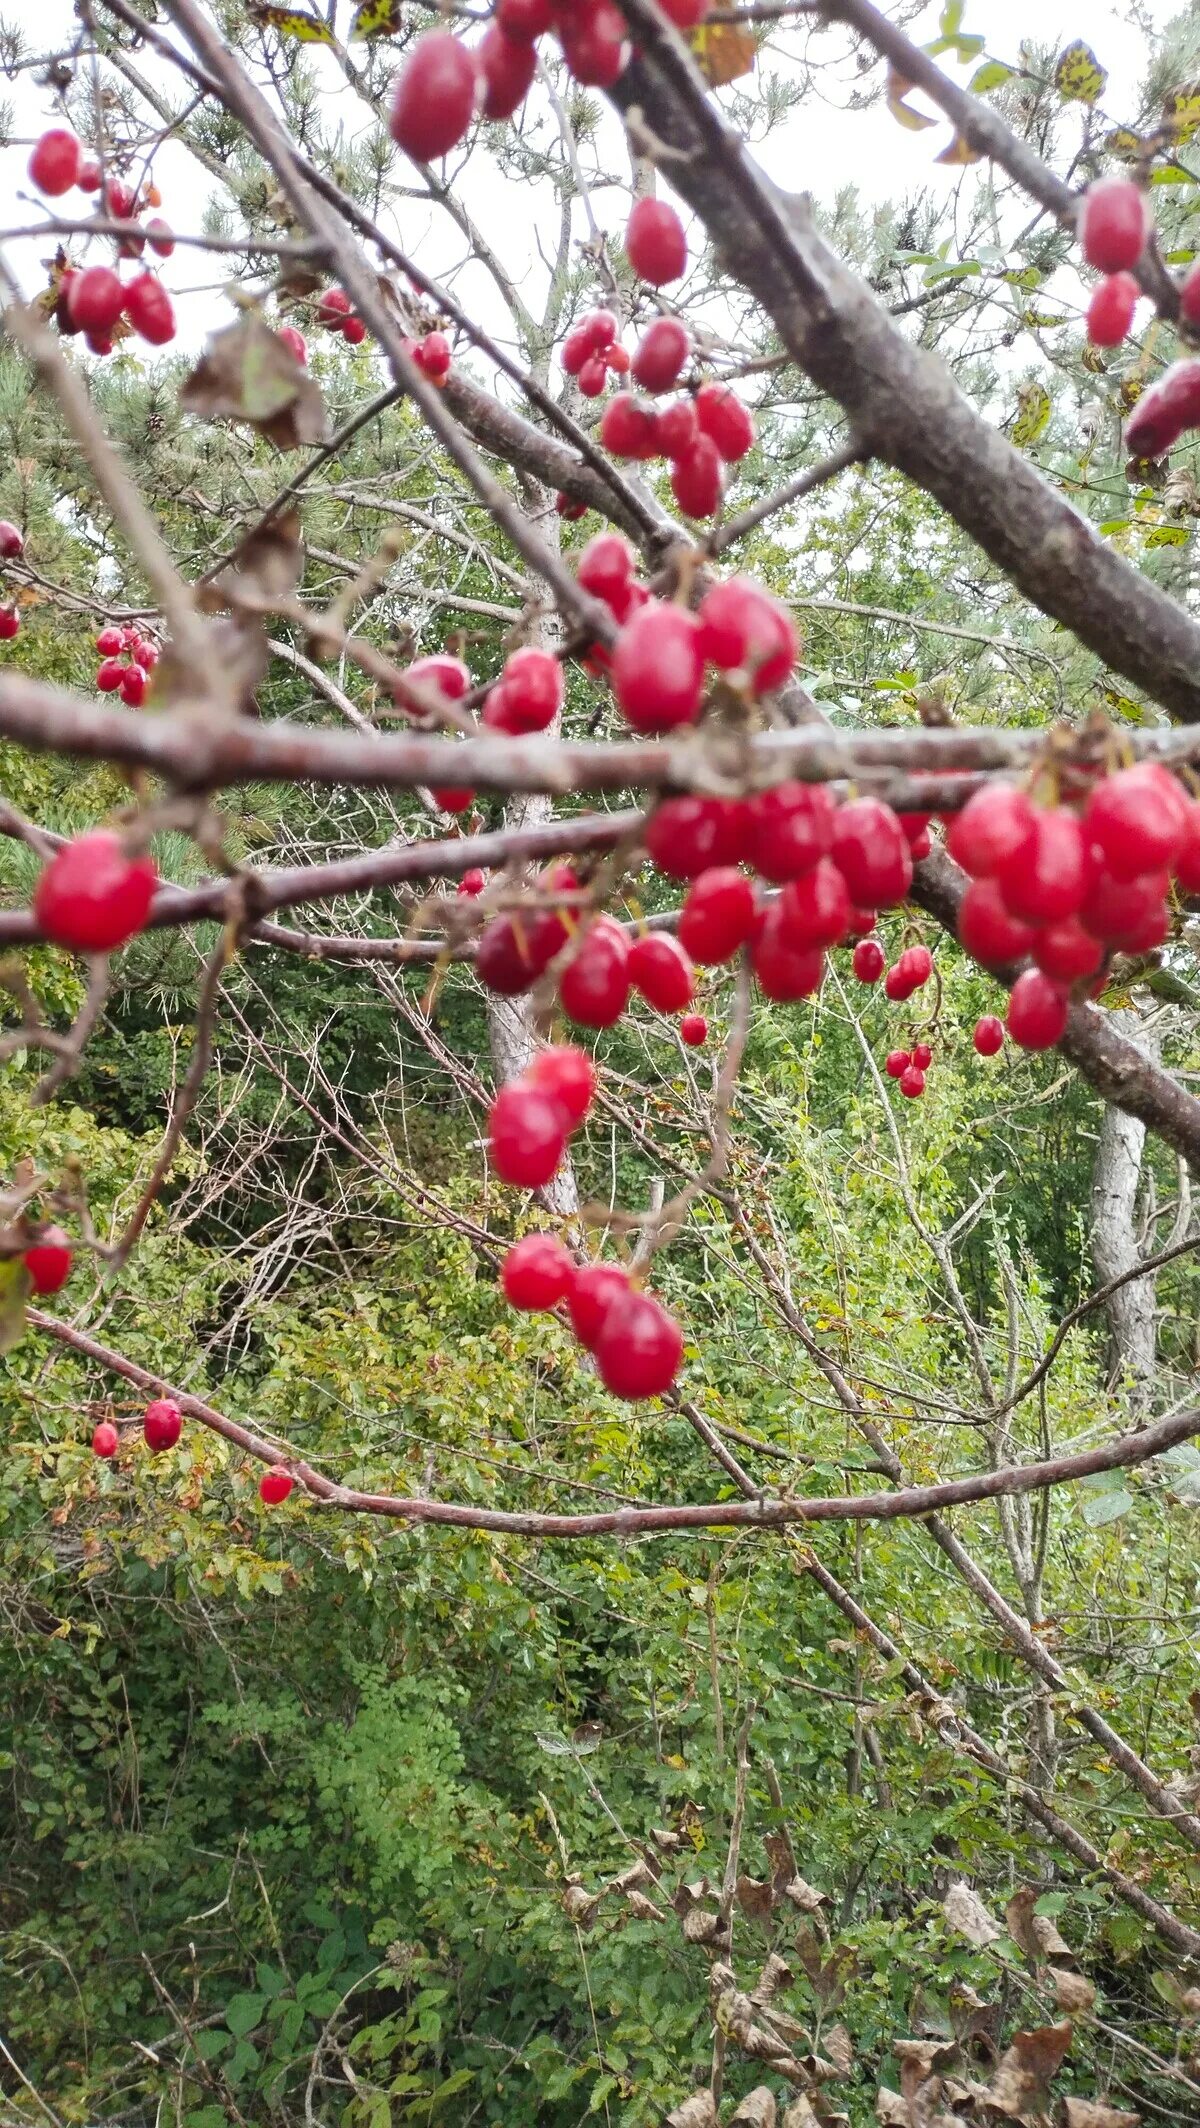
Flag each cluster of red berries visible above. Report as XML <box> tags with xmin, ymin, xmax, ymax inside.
<box><xmin>885</xmin><ymin>1040</ymin><xmax>934</xmax><ymax>1101</ymax></box>
<box><xmin>94</xmin><ymin>623</ymin><xmax>157</xmax><ymax>706</ymax></box>
<box><xmin>315</xmin><ymin>288</ymin><xmax>367</xmax><ymax>348</ymax></box>
<box><xmin>90</xmin><ymin>1400</ymin><xmax>295</xmax><ymax>1504</ymax></box>
<box><xmin>30</xmin><ymin>130</ymin><xmax>176</xmax><ymax>356</ymax></box>
<box><xmin>391</xmin><ymin>1</ymin><xmax>716</xmax><ymax>158</ymax></box>
<box><xmin>591</xmin><ymin>562</ymin><xmax>791</xmax><ymax>727</ymax></box>
<box><xmin>489</xmin><ymin>1043</ymin><xmax>684</xmax><ymax>1398</ymax></box>
<box><xmin>561</xmin><ymin>308</ymin><xmax>632</xmax><ymax>397</ymax></box>
<box><xmin>1077</xmin><ymin>173</ymin><xmax>1200</xmax><ymax>457</ymax></box>
<box><xmin>0</xmin><ymin>519</ymin><xmax>23</xmax><ymax>643</ymax></box>
<box><xmin>948</xmin><ymin>761</ymin><xmax>1200</xmax><ymax>1050</ymax></box>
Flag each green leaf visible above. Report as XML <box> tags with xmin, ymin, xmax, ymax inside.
<box><xmin>589</xmin><ymin>2075</ymin><xmax>619</xmax><ymax>2113</ymax></box>
<box><xmin>940</xmin><ymin>0</ymin><xmax>965</xmax><ymax>32</ymax></box>
<box><xmin>969</xmin><ymin>59</ymin><xmax>1013</xmax><ymax>93</ymax></box>
<box><xmin>1078</xmin><ymin>1477</ymin><xmax>1135</xmax><ymax>1526</ymax></box>
<box><xmin>225</xmin><ymin>1992</ymin><xmax>266</xmax><ymax>2038</ymax></box>
<box><xmin>1144</xmin><ymin>524</ymin><xmax>1190</xmax><ymax>547</ymax></box>
<box><xmin>0</xmin><ymin>1258</ymin><xmax>31</xmax><ymax>1355</ymax></box>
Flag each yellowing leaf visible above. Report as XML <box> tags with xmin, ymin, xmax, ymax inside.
<box><xmin>0</xmin><ymin>1258</ymin><xmax>31</xmax><ymax>1355</ymax></box>
<box><xmin>935</xmin><ymin>130</ymin><xmax>984</xmax><ymax>165</ymax></box>
<box><xmin>1021</xmin><ymin>309</ymin><xmax>1069</xmax><ymax>328</ymax></box>
<box><xmin>887</xmin><ymin>65</ymin><xmax>937</xmax><ymax>131</ymax></box>
<box><xmin>351</xmin><ymin>0</ymin><xmax>403</xmax><ymax>36</ymax></box>
<box><xmin>1055</xmin><ymin>40</ymin><xmax>1107</xmax><ymax>105</ymax></box>
<box><xmin>1164</xmin><ymin>81</ymin><xmax>1200</xmax><ymax>141</ymax></box>
<box><xmin>688</xmin><ymin>20</ymin><xmax>757</xmax><ymax>88</ymax></box>
<box><xmin>1011</xmin><ymin>381</ymin><xmax>1052</xmax><ymax>448</ymax></box>
<box><xmin>246</xmin><ymin>3</ymin><xmax>336</xmax><ymax>44</ymax></box>
<box><xmin>1144</xmin><ymin>522</ymin><xmax>1190</xmax><ymax>546</ymax></box>
<box><xmin>1103</xmin><ymin>126</ymin><xmax>1146</xmax><ymax>160</ymax></box>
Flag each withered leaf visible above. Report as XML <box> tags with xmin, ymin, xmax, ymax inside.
<box><xmin>784</xmin><ymin>1875</ymin><xmax>829</xmax><ymax>1913</ymax></box>
<box><xmin>985</xmin><ymin>2021</ymin><xmax>1073</xmax><ymax>2118</ymax></box>
<box><xmin>1062</xmin><ymin>2104</ymin><xmax>1140</xmax><ymax>2128</ymax></box>
<box><xmin>666</xmin><ymin>2097</ymin><xmax>718</xmax><ymax>2128</ymax></box>
<box><xmin>625</xmin><ymin>1889</ymin><xmax>666</xmax><ymax>1922</ymax></box>
<box><xmin>180</xmin><ymin>316</ymin><xmax>332</xmax><ymax>450</ymax></box>
<box><xmin>944</xmin><ymin>1880</ymin><xmax>1003</xmax><ymax>1948</ymax></box>
<box><xmin>682</xmin><ymin>1905</ymin><xmax>722</xmax><ymax>1944</ymax></box>
<box><xmin>1006</xmin><ymin>1886</ymin><xmax>1070</xmax><ymax>1962</ymax></box>
<box><xmin>200</xmin><ymin>510</ymin><xmax>305</xmax><ymax>615</ymax></box>
<box><xmin>751</xmin><ymin>1952</ymin><xmax>794</xmax><ymax>2007</ymax></box>
<box><xmin>1053</xmin><ymin>1967</ymin><xmax>1096</xmax><ymax>2014</ymax></box>
<box><xmin>737</xmin><ymin>1873</ymin><xmax>776</xmax><ymax>1921</ymax></box>
<box><xmin>782</xmin><ymin>2102</ymin><xmax>822</xmax><ymax>2128</ymax></box>
<box><xmin>822</xmin><ymin>2024</ymin><xmax>855</xmax><ymax>2077</ymax></box>
<box><xmin>562</xmin><ymin>1883</ymin><xmax>599</xmax><ymax>1928</ymax></box>
<box><xmin>728</xmin><ymin>2090</ymin><xmax>776</xmax><ymax>2128</ymax></box>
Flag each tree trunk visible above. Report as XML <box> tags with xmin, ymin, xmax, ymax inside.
<box><xmin>1090</xmin><ymin>1018</ymin><xmax>1160</xmax><ymax>1411</ymax></box>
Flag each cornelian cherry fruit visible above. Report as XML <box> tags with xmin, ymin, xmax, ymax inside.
<box><xmin>479</xmin><ymin>23</ymin><xmax>537</xmax><ymax>120</ymax></box>
<box><xmin>1087</xmin><ymin>272</ymin><xmax>1139</xmax><ymax>348</ymax></box>
<box><xmin>34</xmin><ymin>830</ymin><xmax>157</xmax><ymax>954</ymax></box>
<box><xmin>779</xmin><ymin>856</ymin><xmax>850</xmax><ymax>950</ymax></box>
<box><xmin>29</xmin><ymin>128</ymin><xmax>81</xmax><ymax>196</ymax></box>
<box><xmin>92</xmin><ymin>1421</ymin><xmax>119</xmax><ymax>1458</ymax></box>
<box><xmin>569</xmin><ymin>1260</ymin><xmax>631</xmax><ymax>1348</ymax></box>
<box><xmin>745</xmin><ymin>780</ymin><xmax>833</xmax><ymax>882</ymax></box>
<box><xmin>612</xmin><ymin>600</ymin><xmax>705</xmax><ymax>733</ymax></box>
<box><xmin>390</xmin><ymin>32</ymin><xmax>481</xmax><ymax>160</ymax></box>
<box><xmin>629</xmin><ymin>932</ymin><xmax>695</xmax><ymax>1011</ymax></box>
<box><xmin>946</xmin><ymin>783</ymin><xmax>1035</xmax><ymax>877</ymax></box>
<box><xmin>752</xmin><ymin>907</ymin><xmax>825</xmax><ymax>1001</ymax></box>
<box><xmin>488</xmin><ymin>1082</ymin><xmax>567</xmax><ymax>1187</ymax></box>
<box><xmin>0</xmin><ymin>521</ymin><xmax>24</xmax><ymax>560</ymax></box>
<box><xmin>526</xmin><ymin>1044</ymin><xmax>597</xmax><ymax>1131</ymax></box>
<box><xmin>680</xmin><ymin>1012</ymin><xmax>708</xmax><ymax>1046</ymax></box>
<box><xmin>973</xmin><ymin>1015</ymin><xmax>1004</xmax><ymax>1056</ymax></box>
<box><xmin>1006</xmin><ymin>968</ymin><xmax>1069</xmax><ymax>1051</ymax></box>
<box><xmin>994</xmin><ymin>806</ymin><xmax>1086</xmax><ymax>926</ymax></box>
<box><xmin>558</xmin><ymin>918</ymin><xmax>631</xmax><ymax>1028</ymax></box>
<box><xmin>143</xmin><ymin>1398</ymin><xmax>182</xmax><ymax>1452</ymax></box>
<box><xmin>885</xmin><ymin>1049</ymin><xmax>911</xmax><ymax>1078</ymax></box>
<box><xmin>124</xmin><ymin>272</ymin><xmax>175</xmax><ymax>345</ymax></box>
<box><xmin>694</xmin><ymin>382</ymin><xmax>754</xmax><ymax>462</ymax></box>
<box><xmin>1080</xmin><ymin>177</ymin><xmax>1150</xmax><ymax>274</ymax></box>
<box><xmin>68</xmin><ymin>265</ymin><xmax>125</xmax><ymax>336</ymax></box>
<box><xmin>670</xmin><ymin>436</ymin><xmax>723</xmax><ymax>519</ymax></box>
<box><xmin>594</xmin><ymin>1288</ymin><xmax>683</xmax><ymax>1399</ymax></box>
<box><xmin>1085</xmin><ymin>763</ymin><xmax>1187</xmax><ymax>880</ymax></box>
<box><xmin>678</xmin><ymin>867</ymin><xmax>757</xmax><ymax>964</ymax></box>
<box><xmin>600</xmin><ymin>392</ymin><xmax>661</xmax><ymax>460</ymax></box>
<box><xmin>699</xmin><ymin>578</ymin><xmax>796</xmax><ymax>692</ymax></box>
<box><xmin>831</xmin><ymin>799</ymin><xmax>912</xmax><ymax>909</ymax></box>
<box><xmin>645</xmin><ymin>796</ymin><xmax>746</xmax><ymax>879</ymax></box>
<box><xmin>852</xmin><ymin>938</ymin><xmax>885</xmax><ymax>983</ymax></box>
<box><xmin>899</xmin><ymin>1066</ymin><xmax>925</xmax><ymax>1099</ymax></box>
<box><xmin>633</xmin><ymin>317</ymin><xmax>691</xmax><ymax>393</ymax></box>
<box><xmin>626</xmin><ymin>197</ymin><xmax>688</xmax><ymax>285</ymax></box>
<box><xmin>502</xmin><ymin>1233</ymin><xmax>575</xmax><ymax>1310</ymax></box>
<box><xmin>259</xmin><ymin>1469</ymin><xmax>294</xmax><ymax>1505</ymax></box>
<box><xmin>23</xmin><ymin>1226</ymin><xmax>73</xmax><ymax>1294</ymax></box>
<box><xmin>957</xmin><ymin>877</ymin><xmax>1036</xmax><ymax>969</ymax></box>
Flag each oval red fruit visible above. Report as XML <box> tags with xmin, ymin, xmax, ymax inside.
<box><xmin>1006</xmin><ymin>968</ymin><xmax>1069</xmax><ymax>1051</ymax></box>
<box><xmin>143</xmin><ymin>1398</ymin><xmax>182</xmax><ymax>1452</ymax></box>
<box><xmin>946</xmin><ymin>783</ymin><xmax>1035</xmax><ymax>877</ymax></box>
<box><xmin>973</xmin><ymin>1015</ymin><xmax>1004</xmax><ymax>1057</ymax></box>
<box><xmin>645</xmin><ymin>795</ymin><xmax>746</xmax><ymax>879</ymax></box>
<box><xmin>29</xmin><ymin>128</ymin><xmax>81</xmax><ymax>196</ymax></box>
<box><xmin>502</xmin><ymin>1233</ymin><xmax>575</xmax><ymax>1310</ymax></box>
<box><xmin>626</xmin><ymin>196</ymin><xmax>688</xmax><ymax>285</ymax></box>
<box><xmin>752</xmin><ymin>905</ymin><xmax>825</xmax><ymax>1001</ymax></box>
<box><xmin>746</xmin><ymin>780</ymin><xmax>833</xmax><ymax>882</ymax></box>
<box><xmin>1080</xmin><ymin>177</ymin><xmax>1150</xmax><ymax>274</ymax></box>
<box><xmin>259</xmin><ymin>1469</ymin><xmax>294</xmax><ymax>1505</ymax></box>
<box><xmin>594</xmin><ymin>1288</ymin><xmax>683</xmax><ymax>1399</ymax></box>
<box><xmin>1085</xmin><ymin>763</ymin><xmax>1187</xmax><ymax>880</ymax></box>
<box><xmin>633</xmin><ymin>316</ymin><xmax>691</xmax><ymax>393</ymax></box>
<box><xmin>92</xmin><ymin>1421</ymin><xmax>119</xmax><ymax>1458</ymax></box>
<box><xmin>479</xmin><ymin>22</ymin><xmax>538</xmax><ymax>119</ymax></box>
<box><xmin>34</xmin><ymin>830</ymin><xmax>157</xmax><ymax>953</ymax></box>
<box><xmin>677</xmin><ymin>867</ymin><xmax>757</xmax><ymax>964</ymax></box>
<box><xmin>390</xmin><ymin>32</ymin><xmax>481</xmax><ymax>159</ymax></box>
<box><xmin>831</xmin><ymin>798</ymin><xmax>912</xmax><ymax>909</ymax></box>
<box><xmin>1087</xmin><ymin>272</ymin><xmax>1139</xmax><ymax>348</ymax></box>
<box><xmin>779</xmin><ymin>856</ymin><xmax>850</xmax><ymax>949</ymax></box>
<box><xmin>568</xmin><ymin>1260</ymin><xmax>631</xmax><ymax>1347</ymax></box>
<box><xmin>679</xmin><ymin>1012</ymin><xmax>708</xmax><ymax>1046</ymax></box>
<box><xmin>558</xmin><ymin>919</ymin><xmax>631</xmax><ymax>1028</ymax></box>
<box><xmin>23</xmin><ymin>1226</ymin><xmax>73</xmax><ymax>1294</ymax></box>
<box><xmin>694</xmin><ymin>381</ymin><xmax>755</xmax><ymax>462</ymax></box>
<box><xmin>629</xmin><ymin>931</ymin><xmax>695</xmax><ymax>1012</ymax></box>
<box><xmin>670</xmin><ymin>436</ymin><xmax>724</xmax><ymax>519</ymax></box>
<box><xmin>612</xmin><ymin>600</ymin><xmax>705</xmax><ymax>733</ymax></box>
<box><xmin>957</xmin><ymin>877</ymin><xmax>1036</xmax><ymax>969</ymax></box>
<box><xmin>994</xmin><ymin>806</ymin><xmax>1086</xmax><ymax>926</ymax></box>
<box><xmin>488</xmin><ymin>1082</ymin><xmax>568</xmax><ymax>1187</ymax></box>
<box><xmin>526</xmin><ymin>1044</ymin><xmax>597</xmax><ymax>1130</ymax></box>
<box><xmin>852</xmin><ymin>938</ymin><xmax>886</xmax><ymax>983</ymax></box>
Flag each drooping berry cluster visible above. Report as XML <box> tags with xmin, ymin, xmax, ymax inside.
<box><xmin>949</xmin><ymin>762</ymin><xmax>1200</xmax><ymax>1049</ymax></box>
<box><xmin>1075</xmin><ymin>171</ymin><xmax>1200</xmax><ymax>456</ymax></box>
<box><xmin>94</xmin><ymin>623</ymin><xmax>158</xmax><ymax>706</ymax></box>
<box><xmin>488</xmin><ymin>1043</ymin><xmax>684</xmax><ymax>1399</ymax></box>
<box><xmin>31</xmin><ymin>134</ymin><xmax>178</xmax><ymax>358</ymax></box>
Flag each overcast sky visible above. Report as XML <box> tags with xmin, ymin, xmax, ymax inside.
<box><xmin>1</xmin><ymin>0</ymin><xmax>1186</xmax><ymax>358</ymax></box>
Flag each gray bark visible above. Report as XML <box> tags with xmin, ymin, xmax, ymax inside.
<box><xmin>1090</xmin><ymin>1016</ymin><xmax>1161</xmax><ymax>1411</ymax></box>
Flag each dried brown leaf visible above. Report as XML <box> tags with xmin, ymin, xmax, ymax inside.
<box><xmin>728</xmin><ymin>2090</ymin><xmax>776</xmax><ymax>2128</ymax></box>
<box><xmin>822</xmin><ymin>2024</ymin><xmax>854</xmax><ymax>2077</ymax></box>
<box><xmin>562</xmin><ymin>1883</ymin><xmax>599</xmax><ymax>1928</ymax></box>
<box><xmin>985</xmin><ymin>2021</ymin><xmax>1073</xmax><ymax>2118</ymax></box>
<box><xmin>944</xmin><ymin>1880</ymin><xmax>1003</xmax><ymax>1949</ymax></box>
<box><xmin>1062</xmin><ymin>2101</ymin><xmax>1140</xmax><ymax>2128</ymax></box>
<box><xmin>625</xmin><ymin>1889</ymin><xmax>666</xmax><ymax>1922</ymax></box>
<box><xmin>666</xmin><ymin>2095</ymin><xmax>719</xmax><ymax>2128</ymax></box>
<box><xmin>1052</xmin><ymin>1968</ymin><xmax>1096</xmax><ymax>2015</ymax></box>
<box><xmin>784</xmin><ymin>1875</ymin><xmax>829</xmax><ymax>1913</ymax></box>
<box><xmin>180</xmin><ymin>315</ymin><xmax>332</xmax><ymax>449</ymax></box>
<box><xmin>737</xmin><ymin>1874</ymin><xmax>777</xmax><ymax>1921</ymax></box>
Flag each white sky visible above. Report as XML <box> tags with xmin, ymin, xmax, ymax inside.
<box><xmin>0</xmin><ymin>0</ymin><xmax>1186</xmax><ymax>361</ymax></box>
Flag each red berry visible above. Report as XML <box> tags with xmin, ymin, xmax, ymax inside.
<box><xmin>33</xmin><ymin>830</ymin><xmax>157</xmax><ymax>953</ymax></box>
<box><xmin>96</xmin><ymin>657</ymin><xmax>125</xmax><ymax>692</ymax></box>
<box><xmin>831</xmin><ymin>799</ymin><xmax>912</xmax><ymax>909</ymax></box>
<box><xmin>606</xmin><ymin>348</ymin><xmax>630</xmax><ymax>383</ymax></box>
<box><xmin>124</xmin><ymin>271</ymin><xmax>175</xmax><ymax>345</ymax></box>
<box><xmin>752</xmin><ymin>904</ymin><xmax>825</xmax><ymax>1001</ymax></box>
<box><xmin>1080</xmin><ymin>177</ymin><xmax>1150</xmax><ymax>274</ymax></box>
<box><xmin>68</xmin><ymin>264</ymin><xmax>125</xmax><ymax>335</ymax></box>
<box><xmin>556</xmin><ymin>491</ymin><xmax>588</xmax><ymax>520</ymax></box>
<box><xmin>561</xmin><ymin>324</ymin><xmax>594</xmax><ymax>377</ymax></box>
<box><xmin>458</xmin><ymin>866</ymin><xmax>486</xmax><ymax>897</ymax></box>
<box><xmin>581</xmin><ymin>309</ymin><xmax>618</xmax><ymax>353</ymax></box>
<box><xmin>846</xmin><ymin>908</ymin><xmax>876</xmax><ymax>937</ymax></box>
<box><xmin>1033</xmin><ymin>917</ymin><xmax>1104</xmax><ymax>984</ymax></box>
<box><xmin>77</xmin><ymin>157</ymin><xmax>102</xmax><ymax>193</ymax></box>
<box><xmin>658</xmin><ymin>0</ymin><xmax>712</xmax><ymax>20</ymax></box>
<box><xmin>694</xmin><ymin>381</ymin><xmax>755</xmax><ymax>462</ymax></box>
<box><xmin>526</xmin><ymin>1044</ymin><xmax>597</xmax><ymax>1131</ymax></box>
<box><xmin>568</xmin><ymin>1260</ymin><xmax>631</xmax><ymax>1348</ymax></box>
<box><xmin>779</xmin><ymin>856</ymin><xmax>850</xmax><ymax>949</ymax></box>
<box><xmin>679</xmin><ymin>1012</ymin><xmax>708</xmax><ymax>1047</ymax></box>
<box><xmin>489</xmin><ymin>1081</ymin><xmax>568</xmax><ymax>1187</ymax></box>
<box><xmin>1125</xmin><ymin>358</ymin><xmax>1200</xmax><ymax>459</ymax></box>
<box><xmin>29</xmin><ymin>128</ymin><xmax>81</xmax><ymax>196</ymax></box>
<box><xmin>92</xmin><ymin>1421</ymin><xmax>119</xmax><ymax>1459</ymax></box>
<box><xmin>476</xmin><ymin>915</ymin><xmax>546</xmax><ymax>994</ymax></box>
<box><xmin>885</xmin><ymin>1049</ymin><xmax>910</xmax><ymax>1078</ymax></box>
<box><xmin>0</xmin><ymin>521</ymin><xmax>24</xmax><ymax>560</ymax></box>
<box><xmin>670</xmin><ymin>436</ymin><xmax>723</xmax><ymax>518</ymax></box>
<box><xmin>1079</xmin><ymin>852</ymin><xmax>1170</xmax><ymax>948</ymax></box>
<box><xmin>946</xmin><ymin>783</ymin><xmax>1035</xmax><ymax>877</ymax></box>
<box><xmin>317</xmin><ymin>287</ymin><xmax>352</xmax><ymax>329</ymax></box>
<box><xmin>656</xmin><ymin>398</ymin><xmax>699</xmax><ymax>460</ymax></box>
<box><xmin>390</xmin><ymin>32</ymin><xmax>481</xmax><ymax>159</ymax></box>
<box><xmin>576</xmin><ymin>354</ymin><xmax>608</xmax><ymax>398</ymax></box>
<box><xmin>994</xmin><ymin>806</ymin><xmax>1086</xmax><ymax>926</ymax></box>
<box><xmin>957</xmin><ymin>877</ymin><xmax>1036</xmax><ymax>969</ymax></box>
<box><xmin>0</xmin><ymin>606</ymin><xmax>19</xmax><ymax>641</ymax></box>
<box><xmin>145</xmin><ymin>216</ymin><xmax>175</xmax><ymax>259</ymax></box>
<box><xmin>432</xmin><ymin>785</ymin><xmax>474</xmax><ymax>813</ymax></box>
<box><xmin>898</xmin><ymin>1065</ymin><xmax>925</xmax><ymax>1099</ymax></box>
<box><xmin>908</xmin><ymin>827</ymin><xmax>932</xmax><ymax>861</ymax></box>
<box><xmin>499</xmin><ymin>645</ymin><xmax>563</xmax><ymax>732</ymax></box>
<box><xmin>479</xmin><ymin>22</ymin><xmax>537</xmax><ymax>120</ymax></box>
<box><xmin>84</xmin><ymin>332</ymin><xmax>115</xmax><ymax>359</ymax></box>
<box><xmin>852</xmin><ymin>938</ymin><xmax>886</xmax><ymax>983</ymax></box>
<box><xmin>418</xmin><ymin>330</ymin><xmax>452</xmax><ymax>382</ymax></box>
<box><xmin>745</xmin><ymin>780</ymin><xmax>834</xmax><ymax>883</ymax></box>
<box><xmin>1182</xmin><ymin>259</ymin><xmax>1200</xmax><ymax>328</ymax></box>
<box><xmin>1087</xmin><ymin>272</ymin><xmax>1139</xmax><ymax>348</ymax></box>
<box><xmin>104</xmin><ymin>177</ymin><xmax>136</xmax><ymax>220</ymax></box>
<box><xmin>1006</xmin><ymin>968</ymin><xmax>1069</xmax><ymax>1051</ymax></box>
<box><xmin>578</xmin><ymin>532</ymin><xmax>635</xmax><ymax>608</ymax></box>
<box><xmin>278</xmin><ymin>323</ymin><xmax>308</xmax><ymax>365</ymax></box>
<box><xmin>626</xmin><ymin>197</ymin><xmax>688</xmax><ymax>286</ymax></box>
<box><xmin>1085</xmin><ymin>763</ymin><xmax>1187</xmax><ymax>880</ymax></box>
<box><xmin>23</xmin><ymin>1226</ymin><xmax>73</xmax><ymax>1294</ymax></box>
<box><xmin>973</xmin><ymin>1015</ymin><xmax>1004</xmax><ymax>1057</ymax></box>
<box><xmin>558</xmin><ymin>918</ymin><xmax>631</xmax><ymax>1028</ymax></box>
<box><xmin>645</xmin><ymin>796</ymin><xmax>746</xmax><ymax>879</ymax></box>
<box><xmin>95</xmin><ymin>626</ymin><xmax>123</xmax><ymax>656</ymax></box>
<box><xmin>133</xmin><ymin>640</ymin><xmax>157</xmax><ymax>672</ymax></box>
<box><xmin>503</xmin><ymin>1233</ymin><xmax>574</xmax><ymax>1310</ymax></box>
<box><xmin>629</xmin><ymin>931</ymin><xmax>695</xmax><ymax>1012</ymax></box>
<box><xmin>557</xmin><ymin>0</ymin><xmax>630</xmax><ymax>86</ymax></box>
<box><xmin>497</xmin><ymin>0</ymin><xmax>553</xmax><ymax>32</ymax></box>
<box><xmin>884</xmin><ymin>962</ymin><xmax>915</xmax><ymax>1003</ymax></box>
<box><xmin>143</xmin><ymin>1397</ymin><xmax>182</xmax><ymax>1452</ymax></box>
<box><xmin>677</xmin><ymin>867</ymin><xmax>757</xmax><ymax>964</ymax></box>
<box><xmin>594</xmin><ymin>1288</ymin><xmax>683</xmax><ymax>1399</ymax></box>
<box><xmin>911</xmin><ymin>1041</ymin><xmax>933</xmax><ymax>1071</ymax></box>
<box><xmin>120</xmin><ymin>665</ymin><xmax>147</xmax><ymax>706</ymax></box>
<box><xmin>259</xmin><ymin>1468</ymin><xmax>294</xmax><ymax>1505</ymax></box>
<box><xmin>612</xmin><ymin>600</ymin><xmax>705</xmax><ymax>733</ymax></box>
<box><xmin>633</xmin><ymin>316</ymin><xmax>691</xmax><ymax>393</ymax></box>
<box><xmin>600</xmin><ymin>392</ymin><xmax>660</xmax><ymax>459</ymax></box>
<box><xmin>698</xmin><ymin>578</ymin><xmax>796</xmax><ymax>692</ymax></box>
